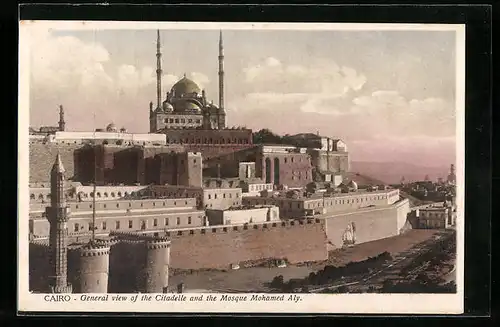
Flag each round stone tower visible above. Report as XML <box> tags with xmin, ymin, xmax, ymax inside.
<box><xmin>77</xmin><ymin>240</ymin><xmax>111</xmax><ymax>293</ymax></box>
<box><xmin>141</xmin><ymin>236</ymin><xmax>171</xmax><ymax>293</ymax></box>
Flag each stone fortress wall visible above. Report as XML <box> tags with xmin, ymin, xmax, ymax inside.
<box><xmin>153</xmin><ymin>218</ymin><xmax>329</xmax><ymax>270</ymax></box>
<box><xmin>322</xmin><ymin>199</ymin><xmax>411</xmax><ymax>250</ymax></box>
<box><xmin>29</xmin><ymin>197</ymin><xmax>412</xmax><ymax>292</ymax></box>
<box><xmin>29</xmin><ymin>143</ymin><xmax>79</xmax><ymax>183</ymax></box>
<box><xmin>30</xmin><ymin>235</ymin><xmax>171</xmax><ymax>294</ymax></box>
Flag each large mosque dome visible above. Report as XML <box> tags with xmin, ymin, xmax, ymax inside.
<box><xmin>171</xmin><ymin>76</ymin><xmax>201</xmax><ymax>96</ymax></box>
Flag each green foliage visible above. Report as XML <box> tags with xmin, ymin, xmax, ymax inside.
<box><xmin>252</xmin><ymin>129</ymin><xmax>295</xmax><ymax>145</ymax></box>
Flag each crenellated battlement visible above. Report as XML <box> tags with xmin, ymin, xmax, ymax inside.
<box><xmin>78</xmin><ymin>239</ymin><xmax>112</xmax><ymax>257</ymax></box>
<box><xmin>145</xmin><ymin>238</ymin><xmax>171</xmax><ymax>250</ymax></box>
<box><xmin>165</xmin><ymin>218</ymin><xmax>322</xmax><ymax>238</ymax></box>
<box><xmin>109</xmin><ymin>230</ymin><xmax>170</xmax><ymax>244</ymax></box>
<box><xmin>30</xmin><ymin>237</ymin><xmax>50</xmax><ymax>247</ymax></box>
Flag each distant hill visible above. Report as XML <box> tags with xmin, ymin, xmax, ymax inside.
<box><xmin>349</xmin><ymin>161</ymin><xmax>449</xmax><ymax>184</ymax></box>
<box><xmin>344</xmin><ymin>172</ymin><xmax>387</xmax><ymax>186</ymax></box>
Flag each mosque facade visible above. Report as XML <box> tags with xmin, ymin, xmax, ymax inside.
<box><xmin>149</xmin><ymin>31</ymin><xmax>226</xmax><ymax>132</ymax></box>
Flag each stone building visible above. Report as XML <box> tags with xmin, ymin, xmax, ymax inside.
<box><xmin>30</xmin><ymin>156</ymin><xmax>173</xmax><ymax>294</ymax></box>
<box><xmin>417</xmin><ymin>204</ymin><xmax>455</xmax><ymax>229</ymax></box>
<box><xmin>243</xmin><ymin>188</ymin><xmax>401</xmax><ymax>219</ymax></box>
<box><xmin>206</xmin><ymin>205</ymin><xmax>280</xmax><ymax>226</ymax></box>
<box><xmin>146</xmin><ymin>184</ymin><xmax>242</xmax><ymax>210</ymax></box>
<box><xmin>30</xmin><ymin>196</ymin><xmax>206</xmax><ymax>238</ymax></box>
<box><xmin>29</xmin><ymin>105</ymin><xmax>66</xmax><ymax>136</ymax></box>
<box><xmin>205</xmin><ymin>145</ymin><xmax>313</xmax><ymax>188</ymax></box>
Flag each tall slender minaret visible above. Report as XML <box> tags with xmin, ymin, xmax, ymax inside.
<box><xmin>156</xmin><ymin>30</ymin><xmax>163</xmax><ymax>110</ymax></box>
<box><xmin>58</xmin><ymin>105</ymin><xmax>65</xmax><ymax>132</ymax></box>
<box><xmin>45</xmin><ymin>154</ymin><xmax>72</xmax><ymax>293</ymax></box>
<box><xmin>218</xmin><ymin>30</ymin><xmax>225</xmax><ymax>111</ymax></box>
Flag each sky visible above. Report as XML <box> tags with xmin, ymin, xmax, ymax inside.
<box><xmin>27</xmin><ymin>25</ymin><xmax>459</xmax><ymax>167</ymax></box>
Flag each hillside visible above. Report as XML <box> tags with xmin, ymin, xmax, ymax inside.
<box><xmin>350</xmin><ymin>161</ymin><xmax>449</xmax><ymax>184</ymax></box>
<box><xmin>344</xmin><ymin>172</ymin><xmax>387</xmax><ymax>186</ymax></box>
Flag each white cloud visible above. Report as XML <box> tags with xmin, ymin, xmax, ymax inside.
<box><xmin>189</xmin><ymin>72</ymin><xmax>210</xmax><ymax>90</ymax></box>
<box><xmin>234</xmin><ymin>57</ymin><xmax>367</xmax><ymax>116</ymax></box>
<box><xmin>28</xmin><ymin>30</ymin><xmax>203</xmax><ymax>132</ymax></box>
<box><xmin>348</xmin><ymin>91</ymin><xmax>455</xmax><ymax>138</ymax></box>
<box><xmin>242</xmin><ymin>57</ymin><xmax>366</xmax><ymax>96</ymax></box>
<box><xmin>31</xmin><ymin>33</ymin><xmax>113</xmax><ymax>98</ymax></box>
<box><xmin>265</xmin><ymin>57</ymin><xmax>281</xmax><ymax>67</ymax></box>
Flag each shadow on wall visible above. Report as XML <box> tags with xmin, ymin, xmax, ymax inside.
<box><xmin>406</xmin><ymin>211</ymin><xmax>419</xmax><ymax>230</ymax></box>
<box><xmin>29</xmin><ymin>243</ymin><xmax>52</xmax><ymax>293</ymax></box>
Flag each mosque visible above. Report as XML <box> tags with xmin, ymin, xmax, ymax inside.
<box><xmin>149</xmin><ymin>30</ymin><xmax>227</xmax><ymax>132</ymax></box>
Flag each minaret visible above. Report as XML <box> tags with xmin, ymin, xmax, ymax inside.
<box><xmin>45</xmin><ymin>154</ymin><xmax>72</xmax><ymax>293</ymax></box>
<box><xmin>156</xmin><ymin>30</ymin><xmax>163</xmax><ymax>110</ymax></box>
<box><xmin>218</xmin><ymin>30</ymin><xmax>225</xmax><ymax>111</ymax></box>
<box><xmin>448</xmin><ymin>164</ymin><xmax>456</xmax><ymax>185</ymax></box>
<box><xmin>58</xmin><ymin>105</ymin><xmax>65</xmax><ymax>132</ymax></box>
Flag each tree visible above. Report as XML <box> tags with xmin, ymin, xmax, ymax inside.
<box><xmin>270</xmin><ymin>275</ymin><xmax>284</xmax><ymax>288</ymax></box>
<box><xmin>253</xmin><ymin>129</ymin><xmax>283</xmax><ymax>144</ymax></box>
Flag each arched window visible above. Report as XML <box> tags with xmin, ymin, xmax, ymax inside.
<box><xmin>104</xmin><ymin>192</ymin><xmax>108</xmax><ymax>198</ymax></box>
<box><xmin>111</xmin><ymin>192</ymin><xmax>115</xmax><ymax>197</ymax></box>
<box><xmin>38</xmin><ymin>194</ymin><xmax>44</xmax><ymax>200</ymax></box>
<box><xmin>117</xmin><ymin>192</ymin><xmax>122</xmax><ymax>197</ymax></box>
<box><xmin>97</xmin><ymin>192</ymin><xmax>101</xmax><ymax>197</ymax></box>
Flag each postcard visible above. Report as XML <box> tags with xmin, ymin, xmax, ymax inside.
<box><xmin>18</xmin><ymin>20</ymin><xmax>465</xmax><ymax>314</ymax></box>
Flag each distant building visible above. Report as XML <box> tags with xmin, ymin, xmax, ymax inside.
<box><xmin>447</xmin><ymin>164</ymin><xmax>456</xmax><ymax>185</ymax></box>
<box><xmin>417</xmin><ymin>204</ymin><xmax>455</xmax><ymax>229</ymax></box>
<box><xmin>29</xmin><ymin>105</ymin><xmax>66</xmax><ymax>136</ymax></box>
<box><xmin>243</xmin><ymin>188</ymin><xmax>401</xmax><ymax>219</ymax></box>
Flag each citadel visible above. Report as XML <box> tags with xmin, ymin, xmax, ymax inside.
<box><xmin>28</xmin><ymin>31</ymin><xmax>456</xmax><ymax>294</ymax></box>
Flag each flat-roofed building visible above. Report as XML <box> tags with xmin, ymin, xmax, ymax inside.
<box><xmin>146</xmin><ymin>184</ymin><xmax>242</xmax><ymax>210</ymax></box>
<box><xmin>418</xmin><ymin>204</ymin><xmax>454</xmax><ymax>229</ymax></box>
<box><xmin>206</xmin><ymin>205</ymin><xmax>280</xmax><ymax>226</ymax></box>
<box><xmin>243</xmin><ymin>188</ymin><xmax>400</xmax><ymax>219</ymax></box>
<box><xmin>29</xmin><ymin>197</ymin><xmax>205</xmax><ymax>238</ymax></box>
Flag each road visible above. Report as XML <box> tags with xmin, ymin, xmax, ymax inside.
<box><xmin>308</xmin><ymin>230</ymin><xmax>454</xmax><ymax>293</ymax></box>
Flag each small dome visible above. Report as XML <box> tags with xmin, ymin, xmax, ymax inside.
<box><xmin>163</xmin><ymin>101</ymin><xmax>174</xmax><ymax>112</ymax></box>
<box><xmin>348</xmin><ymin>180</ymin><xmax>358</xmax><ymax>190</ymax></box>
<box><xmin>120</xmin><ymin>127</ymin><xmax>127</xmax><ymax>133</ymax></box>
<box><xmin>171</xmin><ymin>76</ymin><xmax>201</xmax><ymax>97</ymax></box>
<box><xmin>106</xmin><ymin>123</ymin><xmax>117</xmax><ymax>132</ymax></box>
<box><xmin>176</xmin><ymin>100</ymin><xmax>202</xmax><ymax>113</ymax></box>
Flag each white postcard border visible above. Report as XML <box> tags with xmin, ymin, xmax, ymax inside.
<box><xmin>18</xmin><ymin>21</ymin><xmax>466</xmax><ymax>314</ymax></box>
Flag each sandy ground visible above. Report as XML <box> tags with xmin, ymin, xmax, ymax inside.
<box><xmin>320</xmin><ymin>229</ymin><xmax>439</xmax><ymax>268</ymax></box>
<box><xmin>169</xmin><ymin>229</ymin><xmax>440</xmax><ymax>292</ymax></box>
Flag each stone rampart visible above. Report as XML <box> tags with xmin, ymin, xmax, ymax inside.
<box><xmin>323</xmin><ymin>200</ymin><xmax>410</xmax><ymax>250</ymax></box>
<box><xmin>30</xmin><ymin>143</ymin><xmax>80</xmax><ymax>183</ymax></box>
<box><xmin>166</xmin><ymin>219</ymin><xmax>328</xmax><ymax>270</ymax></box>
